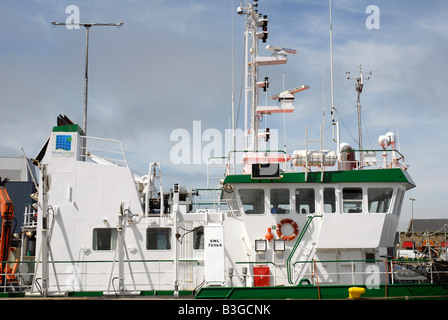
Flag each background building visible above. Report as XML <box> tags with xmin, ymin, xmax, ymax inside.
<box><xmin>0</xmin><ymin>157</ymin><xmax>38</xmax><ymax>233</ymax></box>
<box><xmin>397</xmin><ymin>219</ymin><xmax>448</xmax><ymax>260</ymax></box>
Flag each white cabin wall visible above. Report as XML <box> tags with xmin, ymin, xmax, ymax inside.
<box><xmin>220</xmin><ymin>181</ymin><xmax>407</xmax><ymax>287</ymax></box>
<box><xmin>34</xmin><ymin>134</ymin><xmax>149</xmax><ymax>293</ymax></box>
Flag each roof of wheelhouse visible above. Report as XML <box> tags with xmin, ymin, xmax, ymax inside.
<box><xmin>223</xmin><ymin>168</ymin><xmax>415</xmax><ymax>190</ymax></box>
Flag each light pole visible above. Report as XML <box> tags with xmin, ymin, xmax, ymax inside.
<box><xmin>409</xmin><ymin>198</ymin><xmax>415</xmax><ymax>252</ymax></box>
<box><xmin>51</xmin><ymin>22</ymin><xmax>123</xmax><ymax>136</ymax></box>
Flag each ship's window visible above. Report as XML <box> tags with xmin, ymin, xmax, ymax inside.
<box><xmin>323</xmin><ymin>188</ymin><xmax>336</xmax><ymax>213</ymax></box>
<box><xmin>193</xmin><ymin>227</ymin><xmax>204</xmax><ymax>250</ymax></box>
<box><xmin>147</xmin><ymin>228</ymin><xmax>171</xmax><ymax>250</ymax></box>
<box><xmin>365</xmin><ymin>252</ymin><xmax>376</xmax><ymax>263</ymax></box>
<box><xmin>270</xmin><ymin>189</ymin><xmax>290</xmax><ymax>214</ymax></box>
<box><xmin>238</xmin><ymin>189</ymin><xmax>264</xmax><ymax>214</ymax></box>
<box><xmin>295</xmin><ymin>189</ymin><xmax>315</xmax><ymax>214</ymax></box>
<box><xmin>93</xmin><ymin>228</ymin><xmax>117</xmax><ymax>250</ymax></box>
<box><xmin>343</xmin><ymin>188</ymin><xmax>363</xmax><ymax>213</ymax></box>
<box><xmin>368</xmin><ymin>188</ymin><xmax>393</xmax><ymax>213</ymax></box>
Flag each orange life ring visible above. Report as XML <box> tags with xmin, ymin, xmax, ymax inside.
<box><xmin>276</xmin><ymin>218</ymin><xmax>299</xmax><ymax>241</ymax></box>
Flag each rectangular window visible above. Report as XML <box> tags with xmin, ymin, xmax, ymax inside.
<box><xmin>238</xmin><ymin>189</ymin><xmax>265</xmax><ymax>214</ymax></box>
<box><xmin>147</xmin><ymin>228</ymin><xmax>171</xmax><ymax>250</ymax></box>
<box><xmin>343</xmin><ymin>188</ymin><xmax>363</xmax><ymax>213</ymax></box>
<box><xmin>368</xmin><ymin>188</ymin><xmax>393</xmax><ymax>213</ymax></box>
<box><xmin>295</xmin><ymin>188</ymin><xmax>315</xmax><ymax>214</ymax></box>
<box><xmin>323</xmin><ymin>188</ymin><xmax>336</xmax><ymax>213</ymax></box>
<box><xmin>93</xmin><ymin>228</ymin><xmax>117</xmax><ymax>250</ymax></box>
<box><xmin>365</xmin><ymin>252</ymin><xmax>376</xmax><ymax>263</ymax></box>
<box><xmin>270</xmin><ymin>189</ymin><xmax>290</xmax><ymax>214</ymax></box>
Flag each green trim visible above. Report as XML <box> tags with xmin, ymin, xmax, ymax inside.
<box><xmin>52</xmin><ymin>124</ymin><xmax>83</xmax><ymax>134</ymax></box>
<box><xmin>141</xmin><ymin>290</ymin><xmax>193</xmax><ymax>297</ymax></box>
<box><xmin>67</xmin><ymin>291</ymin><xmax>104</xmax><ymax>297</ymax></box>
<box><xmin>65</xmin><ymin>290</ymin><xmax>194</xmax><ymax>297</ymax></box>
<box><xmin>223</xmin><ymin>168</ymin><xmax>415</xmax><ymax>189</ymax></box>
<box><xmin>195</xmin><ymin>283</ymin><xmax>448</xmax><ymax>300</ymax></box>
<box><xmin>0</xmin><ymin>292</ymin><xmax>26</xmax><ymax>298</ymax></box>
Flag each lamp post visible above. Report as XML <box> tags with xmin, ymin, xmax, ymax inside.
<box><xmin>409</xmin><ymin>198</ymin><xmax>415</xmax><ymax>252</ymax></box>
<box><xmin>51</xmin><ymin>22</ymin><xmax>123</xmax><ymax>136</ymax></box>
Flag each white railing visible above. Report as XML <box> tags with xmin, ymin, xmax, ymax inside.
<box><xmin>207</xmin><ymin>148</ymin><xmax>408</xmax><ymax>185</ymax></box>
<box><xmin>1</xmin><ymin>258</ymin><xmax>444</xmax><ymax>296</ymax></box>
<box><xmin>292</xmin><ymin>258</ymin><xmax>436</xmax><ymax>286</ymax></box>
<box><xmin>79</xmin><ymin>136</ymin><xmax>129</xmax><ymax>167</ymax></box>
<box><xmin>22</xmin><ymin>205</ymin><xmax>37</xmax><ymax>229</ymax></box>
<box><xmin>22</xmin><ymin>259</ymin><xmax>202</xmax><ymax>296</ymax></box>
<box><xmin>339</xmin><ymin>149</ymin><xmax>408</xmax><ymax>171</ymax></box>
<box><xmin>192</xmin><ymin>188</ymin><xmax>230</xmax><ymax>215</ymax></box>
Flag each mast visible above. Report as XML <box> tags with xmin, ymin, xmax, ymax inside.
<box><xmin>237</xmin><ymin>0</ymin><xmax>307</xmax><ymax>171</ymax></box>
<box><xmin>238</xmin><ymin>0</ymin><xmax>269</xmax><ymax>151</ymax></box>
<box><xmin>329</xmin><ymin>0</ymin><xmax>336</xmax><ymax>143</ymax></box>
<box><xmin>346</xmin><ymin>64</ymin><xmax>371</xmax><ymax>167</ymax></box>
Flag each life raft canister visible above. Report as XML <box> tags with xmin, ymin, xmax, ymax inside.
<box><xmin>276</xmin><ymin>218</ymin><xmax>299</xmax><ymax>241</ymax></box>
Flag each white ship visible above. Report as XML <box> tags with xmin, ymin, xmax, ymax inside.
<box><xmin>8</xmin><ymin>1</ymin><xmax>447</xmax><ymax>300</ymax></box>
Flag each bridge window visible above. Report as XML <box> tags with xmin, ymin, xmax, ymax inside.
<box><xmin>270</xmin><ymin>189</ymin><xmax>290</xmax><ymax>214</ymax></box>
<box><xmin>343</xmin><ymin>188</ymin><xmax>363</xmax><ymax>213</ymax></box>
<box><xmin>93</xmin><ymin>228</ymin><xmax>117</xmax><ymax>250</ymax></box>
<box><xmin>323</xmin><ymin>188</ymin><xmax>336</xmax><ymax>213</ymax></box>
<box><xmin>239</xmin><ymin>189</ymin><xmax>265</xmax><ymax>214</ymax></box>
<box><xmin>368</xmin><ymin>188</ymin><xmax>393</xmax><ymax>213</ymax></box>
<box><xmin>147</xmin><ymin>228</ymin><xmax>171</xmax><ymax>250</ymax></box>
<box><xmin>295</xmin><ymin>188</ymin><xmax>315</xmax><ymax>214</ymax></box>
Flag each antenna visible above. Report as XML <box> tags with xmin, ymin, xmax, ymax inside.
<box><xmin>51</xmin><ymin>21</ymin><xmax>123</xmax><ymax>136</ymax></box>
<box><xmin>346</xmin><ymin>64</ymin><xmax>372</xmax><ymax>166</ymax></box>
<box><xmin>329</xmin><ymin>0</ymin><xmax>336</xmax><ymax>142</ymax></box>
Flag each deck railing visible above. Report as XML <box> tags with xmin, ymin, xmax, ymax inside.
<box><xmin>0</xmin><ymin>257</ymin><xmax>443</xmax><ymax>296</ymax></box>
<box><xmin>79</xmin><ymin>136</ymin><xmax>129</xmax><ymax>167</ymax></box>
<box><xmin>208</xmin><ymin>148</ymin><xmax>408</xmax><ymax>187</ymax></box>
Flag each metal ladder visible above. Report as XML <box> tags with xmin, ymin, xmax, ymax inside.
<box><xmin>286</xmin><ymin>214</ymin><xmax>322</xmax><ymax>285</ymax></box>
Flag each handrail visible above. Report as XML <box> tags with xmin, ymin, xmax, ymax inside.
<box><xmin>207</xmin><ymin>150</ymin><xmax>289</xmax><ymax>187</ymax></box>
<box><xmin>340</xmin><ymin>148</ymin><xmax>407</xmax><ymax>170</ymax></box>
<box><xmin>287</xmin><ymin>214</ymin><xmax>322</xmax><ymax>284</ymax></box>
<box><xmin>79</xmin><ymin>135</ymin><xmax>129</xmax><ymax>167</ymax></box>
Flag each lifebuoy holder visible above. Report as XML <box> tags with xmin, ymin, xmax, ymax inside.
<box><xmin>276</xmin><ymin>218</ymin><xmax>299</xmax><ymax>241</ymax></box>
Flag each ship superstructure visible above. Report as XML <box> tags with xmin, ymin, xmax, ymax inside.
<box><xmin>9</xmin><ymin>1</ymin><xmax>447</xmax><ymax>300</ymax></box>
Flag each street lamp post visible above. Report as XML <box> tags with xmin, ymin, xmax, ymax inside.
<box><xmin>51</xmin><ymin>22</ymin><xmax>123</xmax><ymax>136</ymax></box>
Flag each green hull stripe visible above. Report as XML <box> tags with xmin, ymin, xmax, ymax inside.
<box><xmin>195</xmin><ymin>283</ymin><xmax>448</xmax><ymax>300</ymax></box>
<box><xmin>65</xmin><ymin>290</ymin><xmax>193</xmax><ymax>297</ymax></box>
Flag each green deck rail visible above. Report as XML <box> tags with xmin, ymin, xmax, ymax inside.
<box><xmin>287</xmin><ymin>214</ymin><xmax>322</xmax><ymax>284</ymax></box>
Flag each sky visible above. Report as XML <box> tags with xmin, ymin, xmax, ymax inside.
<box><xmin>0</xmin><ymin>0</ymin><xmax>447</xmax><ymax>230</ymax></box>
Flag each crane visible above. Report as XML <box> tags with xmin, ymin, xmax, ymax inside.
<box><xmin>0</xmin><ymin>178</ymin><xmax>18</xmax><ymax>285</ymax></box>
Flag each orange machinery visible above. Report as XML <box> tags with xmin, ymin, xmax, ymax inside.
<box><xmin>0</xmin><ymin>178</ymin><xmax>18</xmax><ymax>284</ymax></box>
